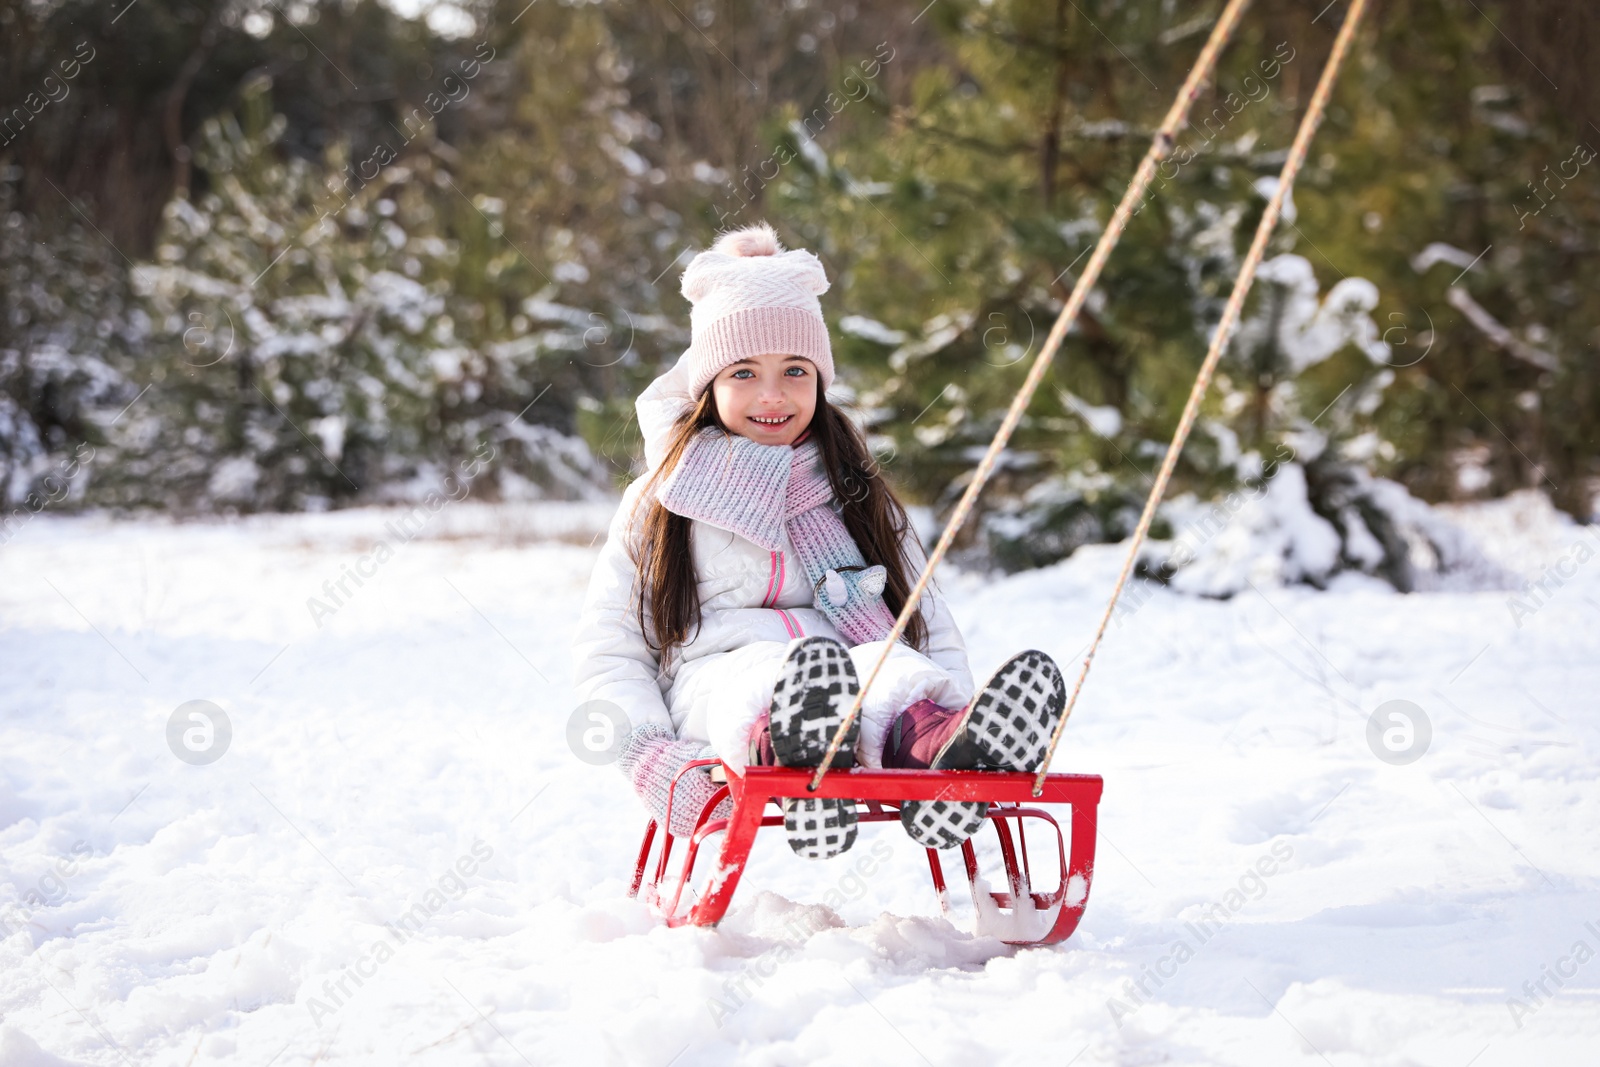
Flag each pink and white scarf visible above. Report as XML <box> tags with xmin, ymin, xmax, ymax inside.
<box><xmin>656</xmin><ymin>426</ymin><xmax>899</xmax><ymax>645</ymax></box>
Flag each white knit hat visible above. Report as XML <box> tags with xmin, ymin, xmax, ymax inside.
<box><xmin>679</xmin><ymin>221</ymin><xmax>834</xmax><ymax>400</ymax></box>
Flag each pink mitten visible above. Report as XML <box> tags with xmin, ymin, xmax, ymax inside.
<box><xmin>616</xmin><ymin>723</ymin><xmax>732</xmax><ymax>836</ymax></box>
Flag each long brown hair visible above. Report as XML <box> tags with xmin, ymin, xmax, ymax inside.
<box><xmin>624</xmin><ymin>376</ymin><xmax>929</xmax><ymax>672</ymax></box>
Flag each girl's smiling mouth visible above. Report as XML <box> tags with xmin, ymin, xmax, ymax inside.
<box><xmin>749</xmin><ymin>414</ymin><xmax>793</xmax><ymax>430</ymax></box>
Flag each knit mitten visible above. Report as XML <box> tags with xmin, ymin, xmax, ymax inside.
<box><xmin>617</xmin><ymin>723</ymin><xmax>731</xmax><ymax>837</ymax></box>
<box><xmin>814</xmin><ymin>563</ymin><xmax>900</xmax><ymax>645</ymax></box>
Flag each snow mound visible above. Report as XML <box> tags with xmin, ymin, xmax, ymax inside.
<box><xmin>1142</xmin><ymin>462</ymin><xmax>1514</xmax><ymax>596</ymax></box>
<box><xmin>0</xmin><ymin>1027</ymin><xmax>88</xmax><ymax>1067</ymax></box>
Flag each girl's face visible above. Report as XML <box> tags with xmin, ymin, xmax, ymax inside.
<box><xmin>711</xmin><ymin>352</ymin><xmax>818</xmax><ymax>446</ymax></box>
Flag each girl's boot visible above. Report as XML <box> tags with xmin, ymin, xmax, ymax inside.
<box><xmin>881</xmin><ymin>699</ymin><xmax>964</xmax><ymax>769</ymax></box>
<box><xmin>892</xmin><ymin>650</ymin><xmax>1067</xmax><ymax>849</ymax></box>
<box><xmin>766</xmin><ymin>636</ymin><xmax>861</xmax><ymax>859</ymax></box>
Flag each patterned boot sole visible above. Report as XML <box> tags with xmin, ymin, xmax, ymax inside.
<box><xmin>770</xmin><ymin>637</ymin><xmax>859</xmax><ymax>860</ymax></box>
<box><xmin>900</xmin><ymin>649</ymin><xmax>1067</xmax><ymax>850</ymax></box>
<box><xmin>900</xmin><ymin>794</ymin><xmax>989</xmax><ymax>852</ymax></box>
<box><xmin>781</xmin><ymin>795</ymin><xmax>858</xmax><ymax>861</ymax></box>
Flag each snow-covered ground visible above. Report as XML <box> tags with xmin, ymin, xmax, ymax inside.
<box><xmin>2</xmin><ymin>490</ymin><xmax>1597</xmax><ymax>1066</ymax></box>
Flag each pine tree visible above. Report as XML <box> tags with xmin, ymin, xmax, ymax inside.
<box><xmin>0</xmin><ymin>169</ymin><xmax>138</xmax><ymax>531</ymax></box>
<box><xmin>124</xmin><ymin>76</ymin><xmax>608</xmax><ymax>511</ymax></box>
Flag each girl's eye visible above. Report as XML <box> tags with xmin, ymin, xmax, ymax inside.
<box><xmin>785</xmin><ymin>366</ymin><xmax>807</xmax><ymax>376</ymax></box>
<box><xmin>732</xmin><ymin>369</ymin><xmax>753</xmax><ymax>379</ymax></box>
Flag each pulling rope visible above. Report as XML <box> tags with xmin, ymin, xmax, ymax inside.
<box><xmin>1030</xmin><ymin>0</ymin><xmax>1371</xmax><ymax>796</ymax></box>
<box><xmin>808</xmin><ymin>0</ymin><xmax>1257</xmax><ymax>793</ymax></box>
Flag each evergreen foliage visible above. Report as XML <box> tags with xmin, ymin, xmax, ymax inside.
<box><xmin>1</xmin><ymin>0</ymin><xmax>1594</xmax><ymax>584</ymax></box>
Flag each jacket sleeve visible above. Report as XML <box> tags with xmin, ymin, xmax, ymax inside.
<box><xmin>570</xmin><ymin>477</ymin><xmax>677</xmax><ymax>733</ymax></box>
<box><xmin>900</xmin><ymin>528</ymin><xmax>976</xmax><ymax>707</ymax></box>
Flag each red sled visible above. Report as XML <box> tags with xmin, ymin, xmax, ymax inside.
<box><xmin>628</xmin><ymin>762</ymin><xmax>1103</xmax><ymax>947</ymax></box>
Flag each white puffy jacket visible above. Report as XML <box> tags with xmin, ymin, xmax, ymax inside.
<box><xmin>570</xmin><ymin>352</ymin><xmax>975</xmax><ymax>760</ymax></box>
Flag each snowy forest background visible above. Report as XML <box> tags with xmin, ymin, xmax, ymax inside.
<box><xmin>3</xmin><ymin>0</ymin><xmax>1597</xmax><ymax>584</ymax></box>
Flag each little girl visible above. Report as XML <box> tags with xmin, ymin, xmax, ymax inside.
<box><xmin>571</xmin><ymin>222</ymin><xmax>1068</xmax><ymax>861</ymax></box>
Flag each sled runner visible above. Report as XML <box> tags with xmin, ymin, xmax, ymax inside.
<box><xmin>628</xmin><ymin>761</ymin><xmax>1103</xmax><ymax>947</ymax></box>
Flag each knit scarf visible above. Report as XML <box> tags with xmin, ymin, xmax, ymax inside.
<box><xmin>656</xmin><ymin>425</ymin><xmax>898</xmax><ymax>645</ymax></box>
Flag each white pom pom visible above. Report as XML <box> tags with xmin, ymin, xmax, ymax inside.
<box><xmin>712</xmin><ymin>221</ymin><xmax>783</xmax><ymax>258</ymax></box>
<box><xmin>823</xmin><ymin>570</ymin><xmax>847</xmax><ymax>606</ymax></box>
